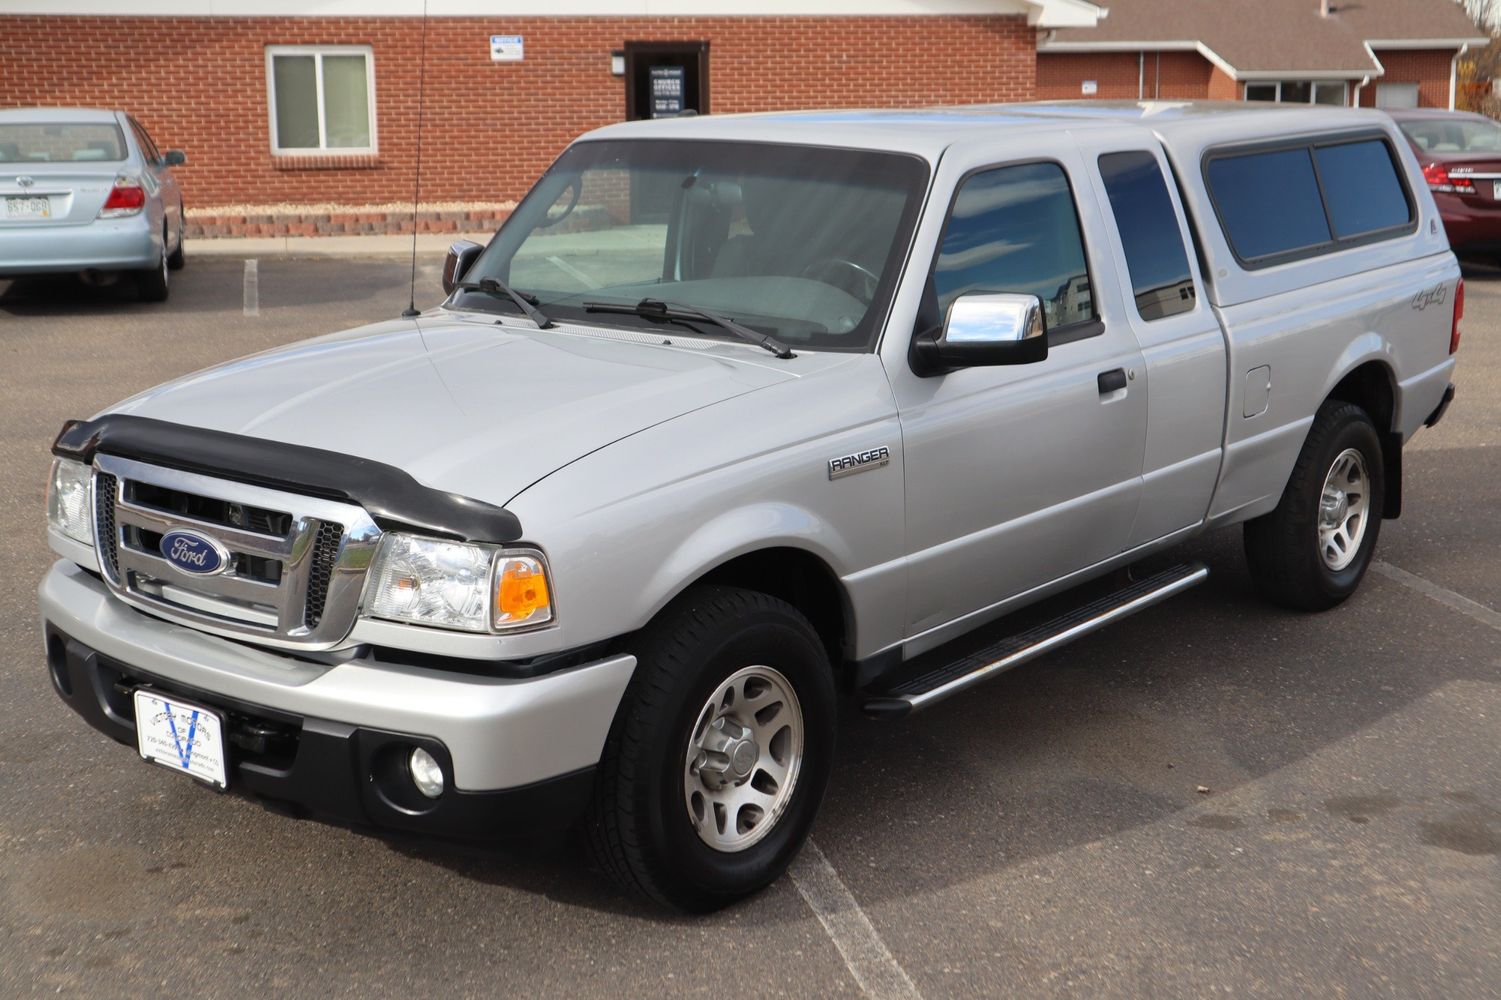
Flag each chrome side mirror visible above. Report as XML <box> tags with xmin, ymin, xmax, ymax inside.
<box><xmin>912</xmin><ymin>292</ymin><xmax>1048</xmax><ymax>375</ymax></box>
<box><xmin>442</xmin><ymin>240</ymin><xmax>485</xmax><ymax>295</ymax></box>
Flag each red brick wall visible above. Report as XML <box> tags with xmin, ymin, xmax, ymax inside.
<box><xmin>1208</xmin><ymin>66</ymin><xmax>1238</xmax><ymax>100</ymax></box>
<box><xmin>1037</xmin><ymin>51</ymin><xmax>1217</xmax><ymax>101</ymax></box>
<box><xmin>1359</xmin><ymin>48</ymin><xmax>1456</xmax><ymax>108</ymax></box>
<box><xmin>0</xmin><ymin>15</ymin><xmax>1036</xmax><ymax>208</ymax></box>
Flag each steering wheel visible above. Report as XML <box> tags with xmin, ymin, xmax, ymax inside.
<box><xmin>800</xmin><ymin>257</ymin><xmax>880</xmax><ymax>305</ymax></box>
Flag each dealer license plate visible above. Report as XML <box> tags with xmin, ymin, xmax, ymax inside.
<box><xmin>133</xmin><ymin>690</ymin><xmax>228</xmax><ymax>788</ymax></box>
<box><xmin>4</xmin><ymin>196</ymin><xmax>50</xmax><ymax>219</ymax></box>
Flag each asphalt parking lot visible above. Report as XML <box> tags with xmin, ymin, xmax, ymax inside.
<box><xmin>1</xmin><ymin>255</ymin><xmax>1498</xmax><ymax>999</ymax></box>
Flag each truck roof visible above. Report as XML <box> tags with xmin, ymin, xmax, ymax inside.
<box><xmin>584</xmin><ymin>100</ymin><xmax>1398</xmax><ymax>160</ymax></box>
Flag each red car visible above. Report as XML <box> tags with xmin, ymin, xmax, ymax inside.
<box><xmin>1389</xmin><ymin>108</ymin><xmax>1501</xmax><ymax>260</ymax></box>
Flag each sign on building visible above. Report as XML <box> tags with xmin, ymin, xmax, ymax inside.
<box><xmin>651</xmin><ymin>65</ymin><xmax>686</xmax><ymax>118</ymax></box>
<box><xmin>490</xmin><ymin>35</ymin><xmax>524</xmax><ymax>62</ymax></box>
<box><xmin>1081</xmin><ymin>80</ymin><xmax>1098</xmax><ymax>96</ymax></box>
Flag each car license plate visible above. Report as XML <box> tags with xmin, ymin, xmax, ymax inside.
<box><xmin>133</xmin><ymin>690</ymin><xmax>228</xmax><ymax>788</ymax></box>
<box><xmin>4</xmin><ymin>195</ymin><xmax>50</xmax><ymax>219</ymax></box>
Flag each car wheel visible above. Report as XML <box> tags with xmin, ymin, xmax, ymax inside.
<box><xmin>137</xmin><ymin>239</ymin><xmax>170</xmax><ymax>303</ymax></box>
<box><xmin>1244</xmin><ymin>399</ymin><xmax>1384</xmax><ymax>611</ymax></box>
<box><xmin>167</xmin><ymin>206</ymin><xmax>186</xmax><ymax>271</ymax></box>
<box><xmin>585</xmin><ymin>585</ymin><xmax>835</xmax><ymax>912</ymax></box>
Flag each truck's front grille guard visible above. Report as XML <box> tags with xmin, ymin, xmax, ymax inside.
<box><xmin>90</xmin><ymin>455</ymin><xmax>381</xmax><ymax>651</ymax></box>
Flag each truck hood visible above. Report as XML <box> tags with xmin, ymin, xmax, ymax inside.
<box><xmin>106</xmin><ymin>313</ymin><xmax>811</xmax><ymax>506</ymax></box>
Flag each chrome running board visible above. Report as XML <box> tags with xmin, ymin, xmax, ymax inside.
<box><xmin>862</xmin><ymin>562</ymin><xmax>1209</xmax><ymax>719</ymax></box>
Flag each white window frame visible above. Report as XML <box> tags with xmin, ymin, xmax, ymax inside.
<box><xmin>1242</xmin><ymin>80</ymin><xmax>1349</xmax><ymax>106</ymax></box>
<box><xmin>265</xmin><ymin>45</ymin><xmax>377</xmax><ymax>156</ymax></box>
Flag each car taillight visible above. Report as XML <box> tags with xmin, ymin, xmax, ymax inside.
<box><xmin>98</xmin><ymin>176</ymin><xmax>146</xmax><ymax>218</ymax></box>
<box><xmin>1422</xmin><ymin>162</ymin><xmax>1475</xmax><ymax>194</ymax></box>
<box><xmin>1451</xmin><ymin>277</ymin><xmax>1464</xmax><ymax>355</ymax></box>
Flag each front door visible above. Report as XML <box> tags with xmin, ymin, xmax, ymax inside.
<box><xmin>886</xmin><ymin>139</ymin><xmax>1149</xmax><ymax>647</ymax></box>
<box><xmin>624</xmin><ymin>41</ymin><xmax>709</xmax><ymax>121</ymax></box>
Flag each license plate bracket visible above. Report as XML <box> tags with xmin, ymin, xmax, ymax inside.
<box><xmin>133</xmin><ymin>690</ymin><xmax>229</xmax><ymax>788</ymax></box>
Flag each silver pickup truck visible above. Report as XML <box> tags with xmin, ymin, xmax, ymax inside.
<box><xmin>40</xmin><ymin>102</ymin><xmax>1459</xmax><ymax>911</ymax></box>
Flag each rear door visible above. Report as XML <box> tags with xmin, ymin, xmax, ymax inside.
<box><xmin>128</xmin><ymin>115</ymin><xmax>180</xmax><ymax>235</ymax></box>
<box><xmin>884</xmin><ymin>134</ymin><xmax>1149</xmax><ymax>647</ymax></box>
<box><xmin>1070</xmin><ymin>128</ymin><xmax>1228</xmax><ymax>545</ymax></box>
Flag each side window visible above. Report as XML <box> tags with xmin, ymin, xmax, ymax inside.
<box><xmin>934</xmin><ymin>161</ymin><xmax>1095</xmax><ymax>331</ymax></box>
<box><xmin>1206</xmin><ymin>147</ymin><xmax>1330</xmax><ymax>262</ymax></box>
<box><xmin>129</xmin><ymin>118</ymin><xmax>161</xmax><ymax>165</ymax></box>
<box><xmin>1098</xmin><ymin>151</ymin><xmax>1196</xmax><ymax>321</ymax></box>
<box><xmin>1313</xmin><ymin>139</ymin><xmax>1412</xmax><ymax>239</ymax></box>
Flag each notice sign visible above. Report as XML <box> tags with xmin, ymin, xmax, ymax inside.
<box><xmin>490</xmin><ymin>35</ymin><xmax>524</xmax><ymax>62</ymax></box>
<box><xmin>1081</xmin><ymin>79</ymin><xmax>1098</xmax><ymax>96</ymax></box>
<box><xmin>650</xmin><ymin>65</ymin><xmax>686</xmax><ymax>118</ymax></box>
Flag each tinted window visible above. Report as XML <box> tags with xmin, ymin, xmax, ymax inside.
<box><xmin>1098</xmin><ymin>151</ymin><xmax>1196</xmax><ymax>321</ymax></box>
<box><xmin>934</xmin><ymin>162</ymin><xmax>1094</xmax><ymax>330</ymax></box>
<box><xmin>1207</xmin><ymin>147</ymin><xmax>1331</xmax><ymax>261</ymax></box>
<box><xmin>1314</xmin><ymin>140</ymin><xmax>1411</xmax><ymax>238</ymax></box>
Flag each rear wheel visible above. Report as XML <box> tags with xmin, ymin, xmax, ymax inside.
<box><xmin>167</xmin><ymin>206</ymin><xmax>186</xmax><ymax>271</ymax></box>
<box><xmin>137</xmin><ymin>240</ymin><xmax>170</xmax><ymax>303</ymax></box>
<box><xmin>585</xmin><ymin>585</ymin><xmax>835</xmax><ymax>911</ymax></box>
<box><xmin>1244</xmin><ymin>400</ymin><xmax>1384</xmax><ymax>610</ymax></box>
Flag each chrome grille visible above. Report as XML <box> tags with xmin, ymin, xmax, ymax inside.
<box><xmin>91</xmin><ymin>454</ymin><xmax>381</xmax><ymax>650</ymax></box>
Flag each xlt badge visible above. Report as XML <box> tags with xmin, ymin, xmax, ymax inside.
<box><xmin>828</xmin><ymin>446</ymin><xmax>891</xmax><ymax>480</ymax></box>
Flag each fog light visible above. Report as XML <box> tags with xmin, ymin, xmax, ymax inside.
<box><xmin>408</xmin><ymin>747</ymin><xmax>445</xmax><ymax>799</ymax></box>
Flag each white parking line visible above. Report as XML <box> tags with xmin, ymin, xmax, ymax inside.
<box><xmin>1372</xmin><ymin>560</ymin><xmax>1501</xmax><ymax>632</ymax></box>
<box><xmin>243</xmin><ymin>258</ymin><xmax>259</xmax><ymax>317</ymax></box>
<box><xmin>790</xmin><ymin>838</ymin><xmax>923</xmax><ymax>1000</ymax></box>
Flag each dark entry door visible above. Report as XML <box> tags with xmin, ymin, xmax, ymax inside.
<box><xmin>624</xmin><ymin>41</ymin><xmax>709</xmax><ymax>121</ymax></box>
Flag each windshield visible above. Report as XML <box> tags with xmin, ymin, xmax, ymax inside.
<box><xmin>0</xmin><ymin>123</ymin><xmax>127</xmax><ymax>163</ymax></box>
<box><xmin>1398</xmin><ymin>116</ymin><xmax>1501</xmax><ymax>154</ymax></box>
<box><xmin>460</xmin><ymin>139</ymin><xmax>930</xmax><ymax>351</ymax></box>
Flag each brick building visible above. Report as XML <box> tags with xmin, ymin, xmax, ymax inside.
<box><xmin>0</xmin><ymin>0</ymin><xmax>1101</xmax><ymax>234</ymax></box>
<box><xmin>1038</xmin><ymin>0</ymin><xmax>1488</xmax><ymax>110</ymax></box>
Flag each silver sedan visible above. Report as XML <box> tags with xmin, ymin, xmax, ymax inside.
<box><xmin>0</xmin><ymin>107</ymin><xmax>187</xmax><ymax>301</ymax></box>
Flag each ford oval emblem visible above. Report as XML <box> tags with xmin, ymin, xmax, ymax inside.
<box><xmin>159</xmin><ymin>529</ymin><xmax>231</xmax><ymax>576</ymax></box>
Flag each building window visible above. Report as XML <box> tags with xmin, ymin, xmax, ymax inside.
<box><xmin>266</xmin><ymin>46</ymin><xmax>376</xmax><ymax>155</ymax></box>
<box><xmin>1243</xmin><ymin>81</ymin><xmax>1347</xmax><ymax>105</ymax></box>
<box><xmin>1375</xmin><ymin>83</ymin><xmax>1421</xmax><ymax>109</ymax></box>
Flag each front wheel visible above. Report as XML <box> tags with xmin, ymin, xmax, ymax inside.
<box><xmin>584</xmin><ymin>585</ymin><xmax>835</xmax><ymax>911</ymax></box>
<box><xmin>1244</xmin><ymin>400</ymin><xmax>1384</xmax><ymax>610</ymax></box>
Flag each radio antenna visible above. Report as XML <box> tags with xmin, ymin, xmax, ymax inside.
<box><xmin>400</xmin><ymin>0</ymin><xmax>430</xmax><ymax>319</ymax></box>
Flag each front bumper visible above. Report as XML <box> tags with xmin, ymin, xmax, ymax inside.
<box><xmin>40</xmin><ymin>561</ymin><xmax>635</xmax><ymax>835</ymax></box>
<box><xmin>0</xmin><ymin>216</ymin><xmax>157</xmax><ymax>276</ymax></box>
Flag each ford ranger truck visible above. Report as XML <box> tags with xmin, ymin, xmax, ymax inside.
<box><xmin>40</xmin><ymin>102</ymin><xmax>1459</xmax><ymax>911</ymax></box>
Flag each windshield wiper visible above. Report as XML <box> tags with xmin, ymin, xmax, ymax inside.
<box><xmin>582</xmin><ymin>298</ymin><xmax>794</xmax><ymax>359</ymax></box>
<box><xmin>455</xmin><ymin>276</ymin><xmax>554</xmax><ymax>329</ymax></box>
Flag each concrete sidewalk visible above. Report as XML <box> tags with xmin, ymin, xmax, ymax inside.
<box><xmin>189</xmin><ymin>233</ymin><xmax>493</xmax><ymax>258</ymax></box>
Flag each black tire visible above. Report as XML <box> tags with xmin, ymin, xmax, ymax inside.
<box><xmin>167</xmin><ymin>207</ymin><xmax>186</xmax><ymax>271</ymax></box>
<box><xmin>1244</xmin><ymin>400</ymin><xmax>1384</xmax><ymax>611</ymax></box>
<box><xmin>137</xmin><ymin>241</ymin><xmax>170</xmax><ymax>302</ymax></box>
<box><xmin>584</xmin><ymin>585</ymin><xmax>836</xmax><ymax>912</ymax></box>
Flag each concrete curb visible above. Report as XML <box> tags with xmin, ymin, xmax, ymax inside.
<box><xmin>188</xmin><ymin>233</ymin><xmax>493</xmax><ymax>258</ymax></box>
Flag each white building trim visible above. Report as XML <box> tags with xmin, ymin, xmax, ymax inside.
<box><xmin>0</xmin><ymin>0</ymin><xmax>1103</xmax><ymax>27</ymax></box>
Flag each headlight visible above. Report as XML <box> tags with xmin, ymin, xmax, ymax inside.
<box><xmin>46</xmin><ymin>458</ymin><xmax>94</xmax><ymax>546</ymax></box>
<box><xmin>364</xmin><ymin>533</ymin><xmax>553</xmax><ymax>633</ymax></box>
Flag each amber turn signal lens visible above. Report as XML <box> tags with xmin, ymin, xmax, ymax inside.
<box><xmin>494</xmin><ymin>555</ymin><xmax>552</xmax><ymax>627</ymax></box>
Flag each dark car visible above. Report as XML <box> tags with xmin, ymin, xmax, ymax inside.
<box><xmin>1388</xmin><ymin>108</ymin><xmax>1501</xmax><ymax>259</ymax></box>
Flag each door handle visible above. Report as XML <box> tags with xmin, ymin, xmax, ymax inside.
<box><xmin>1097</xmin><ymin>368</ymin><xmax>1128</xmax><ymax>394</ymax></box>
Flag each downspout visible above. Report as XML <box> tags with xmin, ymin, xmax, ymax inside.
<box><xmin>1451</xmin><ymin>43</ymin><xmax>1471</xmax><ymax>111</ymax></box>
<box><xmin>1139</xmin><ymin>50</ymin><xmax>1145</xmax><ymax>100</ymax></box>
<box><xmin>1352</xmin><ymin>74</ymin><xmax>1370</xmax><ymax>107</ymax></box>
